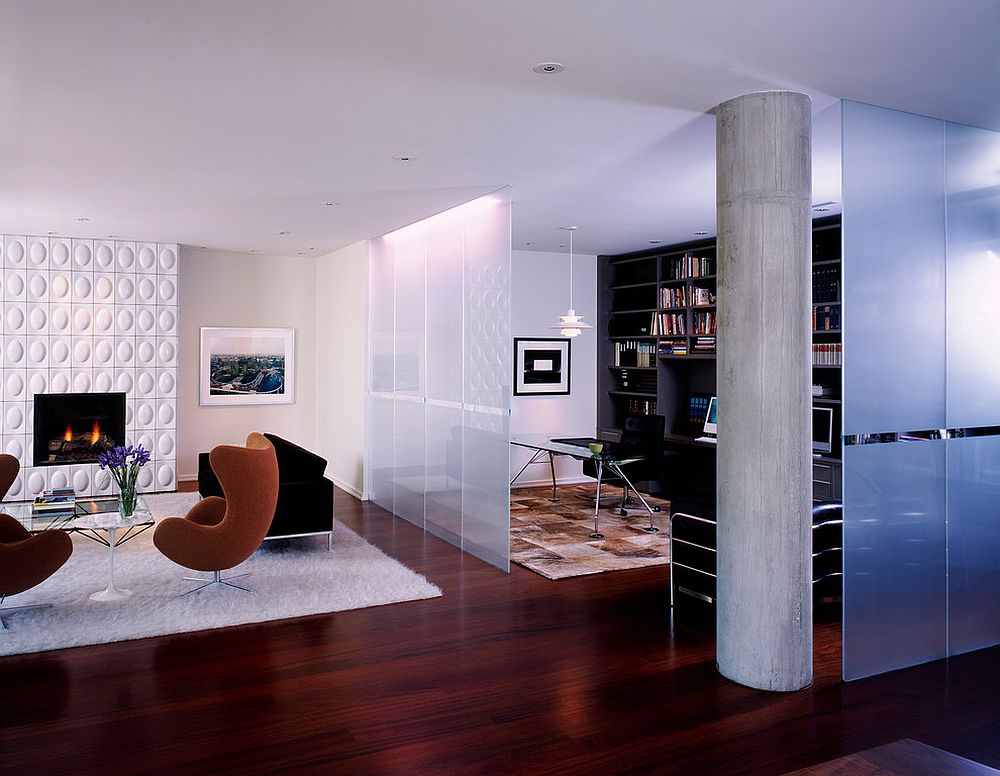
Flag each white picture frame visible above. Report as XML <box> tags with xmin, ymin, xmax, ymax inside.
<box><xmin>199</xmin><ymin>327</ymin><xmax>296</xmax><ymax>406</ymax></box>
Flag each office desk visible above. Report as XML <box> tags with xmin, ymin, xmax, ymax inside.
<box><xmin>510</xmin><ymin>434</ymin><xmax>658</xmax><ymax>539</ymax></box>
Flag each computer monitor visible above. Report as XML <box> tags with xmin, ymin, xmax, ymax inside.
<box><xmin>702</xmin><ymin>396</ymin><xmax>718</xmax><ymax>435</ymax></box>
<box><xmin>813</xmin><ymin>406</ymin><xmax>834</xmax><ymax>454</ymax></box>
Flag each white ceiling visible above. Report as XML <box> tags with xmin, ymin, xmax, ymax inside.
<box><xmin>1</xmin><ymin>0</ymin><xmax>997</xmax><ymax>257</ymax></box>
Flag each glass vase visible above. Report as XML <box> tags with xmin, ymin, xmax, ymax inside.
<box><xmin>118</xmin><ymin>481</ymin><xmax>137</xmax><ymax>519</ymax></box>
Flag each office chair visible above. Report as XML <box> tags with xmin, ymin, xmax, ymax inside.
<box><xmin>582</xmin><ymin>414</ymin><xmax>666</xmax><ymax>529</ymax></box>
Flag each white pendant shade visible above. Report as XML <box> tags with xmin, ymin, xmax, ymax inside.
<box><xmin>551</xmin><ymin>227</ymin><xmax>592</xmax><ymax>338</ymax></box>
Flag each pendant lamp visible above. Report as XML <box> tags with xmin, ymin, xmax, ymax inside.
<box><xmin>550</xmin><ymin>226</ymin><xmax>593</xmax><ymax>338</ymax></box>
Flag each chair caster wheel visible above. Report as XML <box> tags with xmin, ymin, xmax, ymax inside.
<box><xmin>619</xmin><ymin>509</ymin><xmax>628</xmax><ymax>517</ymax></box>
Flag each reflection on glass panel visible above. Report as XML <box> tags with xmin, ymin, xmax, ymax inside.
<box><xmin>946</xmin><ymin>122</ymin><xmax>1000</xmax><ymax>429</ymax></box>
<box><xmin>425</xmin><ymin>224</ymin><xmax>464</xmax><ymax>404</ymax></box>
<box><xmin>842</xmin><ymin>441</ymin><xmax>947</xmax><ymax>681</ymax></box>
<box><xmin>462</xmin><ymin>412</ymin><xmax>510</xmax><ymax>570</ymax></box>
<box><xmin>948</xmin><ymin>436</ymin><xmax>1000</xmax><ymax>655</ymax></box>
<box><xmin>369</xmin><ymin>396</ymin><xmax>394</xmax><ymax>511</ymax></box>
<box><xmin>842</xmin><ymin>100</ymin><xmax>946</xmax><ymax>434</ymax></box>
<box><xmin>425</xmin><ymin>403</ymin><xmax>463</xmax><ymax>544</ymax></box>
<box><xmin>393</xmin><ymin>398</ymin><xmax>425</xmax><ymax>528</ymax></box>
<box><xmin>368</xmin><ymin>239</ymin><xmax>395</xmax><ymax>510</ymax></box>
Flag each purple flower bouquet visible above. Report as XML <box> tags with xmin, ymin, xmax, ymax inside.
<box><xmin>97</xmin><ymin>444</ymin><xmax>151</xmax><ymax>518</ymax></box>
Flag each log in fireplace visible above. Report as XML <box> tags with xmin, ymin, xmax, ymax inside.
<box><xmin>33</xmin><ymin>392</ymin><xmax>126</xmax><ymax>466</ymax></box>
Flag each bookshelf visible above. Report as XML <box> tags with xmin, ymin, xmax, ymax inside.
<box><xmin>597</xmin><ymin>216</ymin><xmax>843</xmax><ymax>498</ymax></box>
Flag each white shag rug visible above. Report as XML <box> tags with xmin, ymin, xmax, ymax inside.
<box><xmin>0</xmin><ymin>491</ymin><xmax>441</xmax><ymax>656</ymax></box>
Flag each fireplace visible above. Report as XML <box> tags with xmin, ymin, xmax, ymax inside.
<box><xmin>33</xmin><ymin>392</ymin><xmax>126</xmax><ymax>467</ymax></box>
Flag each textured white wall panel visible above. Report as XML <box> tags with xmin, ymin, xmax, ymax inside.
<box><xmin>0</xmin><ymin>233</ymin><xmax>178</xmax><ymax>499</ymax></box>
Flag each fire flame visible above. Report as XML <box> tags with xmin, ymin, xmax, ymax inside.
<box><xmin>64</xmin><ymin>425</ymin><xmax>72</xmax><ymax>442</ymax></box>
<box><xmin>90</xmin><ymin>421</ymin><xmax>101</xmax><ymax>446</ymax></box>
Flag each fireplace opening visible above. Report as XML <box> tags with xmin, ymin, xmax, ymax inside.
<box><xmin>33</xmin><ymin>392</ymin><xmax>126</xmax><ymax>467</ymax></box>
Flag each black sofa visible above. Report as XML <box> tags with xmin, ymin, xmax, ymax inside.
<box><xmin>198</xmin><ymin>433</ymin><xmax>334</xmax><ymax>542</ymax></box>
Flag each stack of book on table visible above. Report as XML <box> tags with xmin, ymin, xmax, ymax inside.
<box><xmin>32</xmin><ymin>487</ymin><xmax>77</xmax><ymax>516</ymax></box>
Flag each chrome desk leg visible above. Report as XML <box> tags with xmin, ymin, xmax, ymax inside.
<box><xmin>510</xmin><ymin>449</ymin><xmax>545</xmax><ymax>488</ymax></box>
<box><xmin>590</xmin><ymin>460</ymin><xmax>605</xmax><ymax>539</ymax></box>
<box><xmin>609</xmin><ymin>462</ymin><xmax>661</xmax><ymax>532</ymax></box>
<box><xmin>548</xmin><ymin>452</ymin><xmax>559</xmax><ymax>502</ymax></box>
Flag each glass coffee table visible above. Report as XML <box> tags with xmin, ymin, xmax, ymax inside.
<box><xmin>5</xmin><ymin>497</ymin><xmax>153</xmax><ymax>602</ymax></box>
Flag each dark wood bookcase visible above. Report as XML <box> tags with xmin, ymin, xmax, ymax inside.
<box><xmin>597</xmin><ymin>216</ymin><xmax>842</xmax><ymax>500</ymax></box>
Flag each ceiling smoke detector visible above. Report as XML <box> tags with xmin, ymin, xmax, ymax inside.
<box><xmin>394</xmin><ymin>155</ymin><xmax>415</xmax><ymax>162</ymax></box>
<box><xmin>533</xmin><ymin>62</ymin><xmax>565</xmax><ymax>74</ymax></box>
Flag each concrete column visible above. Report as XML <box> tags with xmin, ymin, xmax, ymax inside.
<box><xmin>715</xmin><ymin>91</ymin><xmax>813</xmax><ymax>691</ymax></box>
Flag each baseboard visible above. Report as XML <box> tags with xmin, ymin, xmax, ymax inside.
<box><xmin>331</xmin><ymin>475</ymin><xmax>366</xmax><ymax>501</ymax></box>
<box><xmin>511</xmin><ymin>476</ymin><xmax>593</xmax><ymax>489</ymax></box>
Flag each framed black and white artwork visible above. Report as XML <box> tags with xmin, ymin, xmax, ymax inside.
<box><xmin>513</xmin><ymin>338</ymin><xmax>571</xmax><ymax>396</ymax></box>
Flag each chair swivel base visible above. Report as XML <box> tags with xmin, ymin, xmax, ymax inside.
<box><xmin>181</xmin><ymin>570</ymin><xmax>252</xmax><ymax>595</ymax></box>
<box><xmin>0</xmin><ymin>602</ymin><xmax>54</xmax><ymax>631</ymax></box>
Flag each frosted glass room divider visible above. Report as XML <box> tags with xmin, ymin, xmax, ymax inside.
<box><xmin>842</xmin><ymin>100</ymin><xmax>1000</xmax><ymax>679</ymax></box>
<box><xmin>367</xmin><ymin>193</ymin><xmax>512</xmax><ymax>571</ymax></box>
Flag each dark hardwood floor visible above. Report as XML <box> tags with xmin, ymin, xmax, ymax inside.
<box><xmin>3</xmin><ymin>488</ymin><xmax>1000</xmax><ymax>775</ymax></box>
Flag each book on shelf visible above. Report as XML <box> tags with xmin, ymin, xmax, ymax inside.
<box><xmin>692</xmin><ymin>310</ymin><xmax>716</xmax><ymax>335</ymax></box>
<box><xmin>812</xmin><ymin>266</ymin><xmax>840</xmax><ymax>303</ymax></box>
<box><xmin>622</xmin><ymin>397</ymin><xmax>657</xmax><ymax>416</ymax></box>
<box><xmin>613</xmin><ymin>339</ymin><xmax>656</xmax><ymax>367</ymax></box>
<box><xmin>659</xmin><ymin>286</ymin><xmax>687</xmax><ymax>308</ymax></box>
<box><xmin>812</xmin><ymin>304</ymin><xmax>841</xmax><ymax>331</ymax></box>
<box><xmin>665</xmin><ymin>255</ymin><xmax>715</xmax><ymax>281</ymax></box>
<box><xmin>688</xmin><ymin>394</ymin><xmax>711</xmax><ymax>426</ymax></box>
<box><xmin>811</xmin><ymin>342</ymin><xmax>843</xmax><ymax>366</ymax></box>
<box><xmin>691</xmin><ymin>336</ymin><xmax>716</xmax><ymax>354</ymax></box>
<box><xmin>651</xmin><ymin>311</ymin><xmax>686</xmax><ymax>336</ymax></box>
<box><xmin>690</xmin><ymin>286</ymin><xmax>716</xmax><ymax>306</ymax></box>
<box><xmin>658</xmin><ymin>338</ymin><xmax>688</xmax><ymax>356</ymax></box>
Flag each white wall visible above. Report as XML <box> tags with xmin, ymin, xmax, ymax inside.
<box><xmin>315</xmin><ymin>241</ymin><xmax>367</xmax><ymax>498</ymax></box>
<box><xmin>510</xmin><ymin>249</ymin><xmax>597</xmax><ymax>486</ymax></box>
<box><xmin>176</xmin><ymin>248</ymin><xmax>318</xmax><ymax>481</ymax></box>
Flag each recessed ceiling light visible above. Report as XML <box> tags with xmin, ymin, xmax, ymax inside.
<box><xmin>558</xmin><ymin>244</ymin><xmax>565</xmax><ymax>249</ymax></box>
<box><xmin>107</xmin><ymin>234</ymin><xmax>120</xmax><ymax>239</ymax></box>
<box><xmin>321</xmin><ymin>201</ymin><xmax>338</xmax><ymax>206</ymax></box>
<box><xmin>524</xmin><ymin>242</ymin><xmax>532</xmax><ymax>246</ymax></box>
<box><xmin>277</xmin><ymin>230</ymin><xmax>290</xmax><ymax>235</ymax></box>
<box><xmin>694</xmin><ymin>230</ymin><xmax>708</xmax><ymax>236</ymax></box>
<box><xmin>648</xmin><ymin>240</ymin><xmax>661</xmax><ymax>244</ymax></box>
<box><xmin>199</xmin><ymin>246</ymin><xmax>208</xmax><ymax>249</ymax></box>
<box><xmin>76</xmin><ymin>217</ymin><xmax>90</xmax><ymax>222</ymax></box>
<box><xmin>813</xmin><ymin>207</ymin><xmax>830</xmax><ymax>212</ymax></box>
<box><xmin>46</xmin><ymin>230</ymin><xmax>57</xmax><ymax>235</ymax></box>
<box><xmin>394</xmin><ymin>155</ymin><xmax>415</xmax><ymax>162</ymax></box>
<box><xmin>250</xmin><ymin>249</ymin><xmax>258</xmax><ymax>253</ymax></box>
<box><xmin>297</xmin><ymin>251</ymin><xmax>305</xmax><ymax>255</ymax></box>
<box><xmin>308</xmin><ymin>247</ymin><xmax>315</xmax><ymax>251</ymax></box>
<box><xmin>812</xmin><ymin>200</ymin><xmax>839</xmax><ymax>210</ymax></box>
<box><xmin>533</xmin><ymin>62</ymin><xmax>565</xmax><ymax>74</ymax></box>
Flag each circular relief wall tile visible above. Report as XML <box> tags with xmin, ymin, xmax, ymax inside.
<box><xmin>5</xmin><ymin>339</ymin><xmax>25</xmax><ymax>365</ymax></box>
<box><xmin>117</xmin><ymin>277</ymin><xmax>135</xmax><ymax>301</ymax></box>
<box><xmin>73</xmin><ymin>242</ymin><xmax>92</xmax><ymax>269</ymax></box>
<box><xmin>95</xmin><ymin>468</ymin><xmax>111</xmax><ymax>490</ymax></box>
<box><xmin>50</xmin><ymin>339</ymin><xmax>70</xmax><ymax>364</ymax></box>
<box><xmin>137</xmin><ymin>308</ymin><xmax>155</xmax><ymax>333</ymax></box>
<box><xmin>6</xmin><ymin>239</ymin><xmax>25</xmax><ymax>265</ymax></box>
<box><xmin>51</xmin><ymin>306</ymin><xmax>71</xmax><ymax>332</ymax></box>
<box><xmin>116</xmin><ymin>308</ymin><xmax>135</xmax><ymax>332</ymax></box>
<box><xmin>138</xmin><ymin>246</ymin><xmax>156</xmax><ymax>271</ymax></box>
<box><xmin>157</xmin><ymin>401</ymin><xmax>175</xmax><ymax>426</ymax></box>
<box><xmin>157</xmin><ymin>432</ymin><xmax>175</xmax><ymax>456</ymax></box>
<box><xmin>52</xmin><ymin>241</ymin><xmax>71</xmax><ymax>267</ymax></box>
<box><xmin>6</xmin><ymin>373</ymin><xmax>25</xmax><ymax>399</ymax></box>
<box><xmin>28</xmin><ymin>240</ymin><xmax>47</xmax><ymax>266</ymax></box>
<box><xmin>27</xmin><ymin>470</ymin><xmax>46</xmax><ymax>495</ymax></box>
<box><xmin>94</xmin><ymin>371</ymin><xmax>113</xmax><ymax>392</ymax></box>
<box><xmin>73</xmin><ymin>373</ymin><xmax>92</xmax><ymax>392</ymax></box>
<box><xmin>157</xmin><ymin>464</ymin><xmax>175</xmax><ymax>488</ymax></box>
<box><xmin>95</xmin><ymin>307</ymin><xmax>114</xmax><ymax>333</ymax></box>
<box><xmin>95</xmin><ymin>243</ymin><xmax>114</xmax><ymax>268</ymax></box>
<box><xmin>28</xmin><ymin>372</ymin><xmax>47</xmax><ymax>395</ymax></box>
<box><xmin>137</xmin><ymin>277</ymin><xmax>156</xmax><ymax>302</ymax></box>
<box><xmin>137</xmin><ymin>402</ymin><xmax>155</xmax><ymax>426</ymax></box>
<box><xmin>50</xmin><ymin>469</ymin><xmax>69</xmax><ymax>489</ymax></box>
<box><xmin>158</xmin><ymin>247</ymin><xmax>177</xmax><ymax>273</ymax></box>
<box><xmin>7</xmin><ymin>272</ymin><xmax>25</xmax><ymax>297</ymax></box>
<box><xmin>5</xmin><ymin>438</ymin><xmax>24</xmax><ymax>460</ymax></box>
<box><xmin>137</xmin><ymin>370</ymin><xmax>155</xmax><ymax>394</ymax></box>
<box><xmin>158</xmin><ymin>277</ymin><xmax>176</xmax><ymax>302</ymax></box>
<box><xmin>95</xmin><ymin>275</ymin><xmax>114</xmax><ymax>300</ymax></box>
<box><xmin>27</xmin><ymin>339</ymin><xmax>47</xmax><ymax>365</ymax></box>
<box><xmin>73</xmin><ymin>469</ymin><xmax>91</xmax><ymax>493</ymax></box>
<box><xmin>158</xmin><ymin>339</ymin><xmax>176</xmax><ymax>363</ymax></box>
<box><xmin>27</xmin><ymin>307</ymin><xmax>47</xmax><ymax>332</ymax></box>
<box><xmin>158</xmin><ymin>371</ymin><xmax>176</xmax><ymax>394</ymax></box>
<box><xmin>6</xmin><ymin>306</ymin><xmax>25</xmax><ymax>331</ymax></box>
<box><xmin>73</xmin><ymin>307</ymin><xmax>93</xmax><ymax>332</ymax></box>
<box><xmin>28</xmin><ymin>274</ymin><xmax>48</xmax><ymax>300</ymax></box>
<box><xmin>116</xmin><ymin>340</ymin><xmax>134</xmax><ymax>363</ymax></box>
<box><xmin>116</xmin><ymin>245</ymin><xmax>135</xmax><ymax>270</ymax></box>
<box><xmin>7</xmin><ymin>475</ymin><xmax>23</xmax><ymax>498</ymax></box>
<box><xmin>74</xmin><ymin>275</ymin><xmax>92</xmax><ymax>299</ymax></box>
<box><xmin>137</xmin><ymin>340</ymin><xmax>155</xmax><ymax>364</ymax></box>
<box><xmin>158</xmin><ymin>309</ymin><xmax>177</xmax><ymax>333</ymax></box>
<box><xmin>50</xmin><ymin>372</ymin><xmax>70</xmax><ymax>393</ymax></box>
<box><xmin>74</xmin><ymin>340</ymin><xmax>93</xmax><ymax>363</ymax></box>
<box><xmin>139</xmin><ymin>466</ymin><xmax>154</xmax><ymax>489</ymax></box>
<box><xmin>116</xmin><ymin>372</ymin><xmax>134</xmax><ymax>392</ymax></box>
<box><xmin>50</xmin><ymin>273</ymin><xmax>71</xmax><ymax>300</ymax></box>
<box><xmin>6</xmin><ymin>405</ymin><xmax>24</xmax><ymax>431</ymax></box>
<box><xmin>137</xmin><ymin>432</ymin><xmax>153</xmax><ymax>451</ymax></box>
<box><xmin>95</xmin><ymin>340</ymin><xmax>114</xmax><ymax>364</ymax></box>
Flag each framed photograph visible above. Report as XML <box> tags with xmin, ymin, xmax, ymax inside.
<box><xmin>513</xmin><ymin>338</ymin><xmax>571</xmax><ymax>396</ymax></box>
<box><xmin>200</xmin><ymin>327</ymin><xmax>296</xmax><ymax>406</ymax></box>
